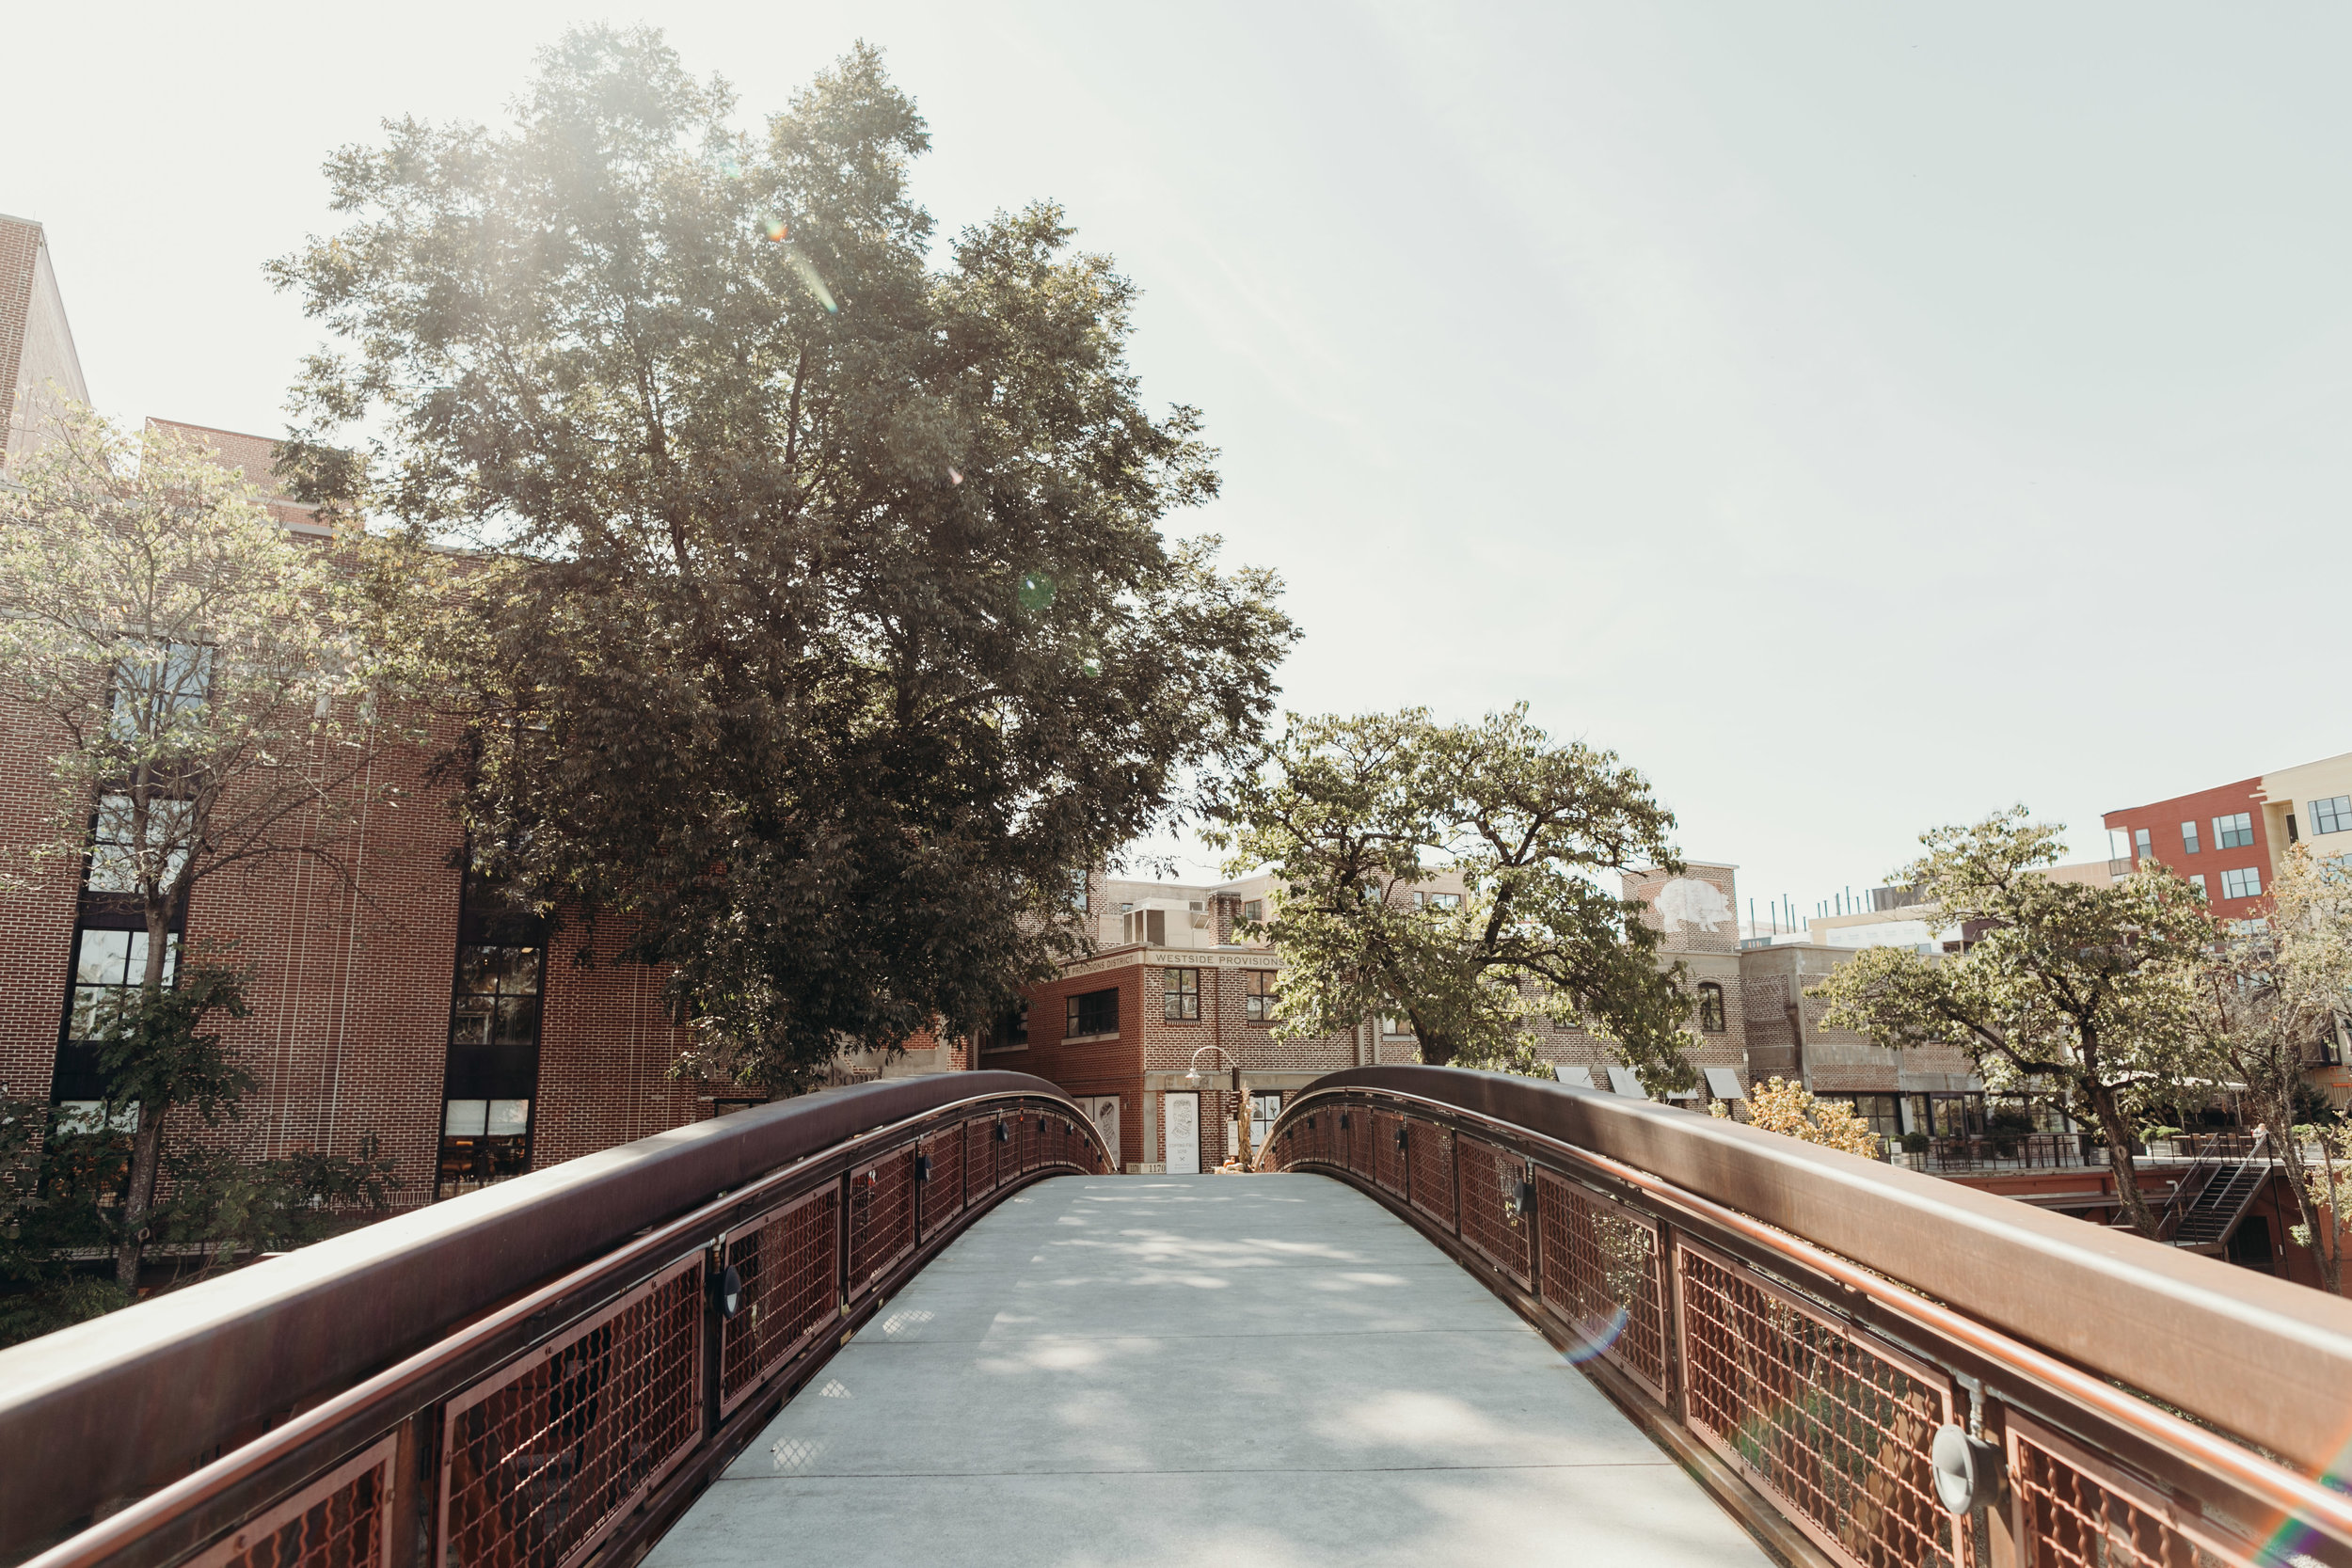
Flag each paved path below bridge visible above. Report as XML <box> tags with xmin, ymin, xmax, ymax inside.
<box><xmin>648</xmin><ymin>1173</ymin><xmax>1772</xmax><ymax>1568</ymax></box>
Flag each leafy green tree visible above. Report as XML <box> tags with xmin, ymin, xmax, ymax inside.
<box><xmin>0</xmin><ymin>404</ymin><xmax>405</xmax><ymax>1291</ymax></box>
<box><xmin>2188</xmin><ymin>847</ymin><xmax>2352</xmax><ymax>1291</ymax></box>
<box><xmin>1206</xmin><ymin>705</ymin><xmax>1695</xmax><ymax>1086</ymax></box>
<box><xmin>270</xmin><ymin>29</ymin><xmax>1294</xmax><ymax>1093</ymax></box>
<box><xmin>1811</xmin><ymin>808</ymin><xmax>2208</xmax><ymax>1236</ymax></box>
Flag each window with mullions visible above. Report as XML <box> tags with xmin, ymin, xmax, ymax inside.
<box><xmin>1425</xmin><ymin>891</ymin><xmax>1462</xmax><ymax>911</ymax></box>
<box><xmin>1695</xmin><ymin>982</ymin><xmax>1727</xmax><ymax>1033</ymax></box>
<box><xmin>2180</xmin><ymin>821</ymin><xmax>2201</xmax><ymax>855</ymax></box>
<box><xmin>2221</xmin><ymin>865</ymin><xmax>2263</xmax><ymax>900</ymax></box>
<box><xmin>2214</xmin><ymin>813</ymin><xmax>2254</xmax><ymax>850</ymax></box>
<box><xmin>86</xmin><ymin>793</ymin><xmax>194</xmax><ymax>894</ymax></box>
<box><xmin>1067</xmin><ymin>988</ymin><xmax>1118</xmax><ymax>1038</ymax></box>
<box><xmin>437</xmin><ymin>943</ymin><xmax>544</xmax><ymax>1200</ymax></box>
<box><xmin>1243</xmin><ymin>970</ymin><xmax>1276</xmax><ymax>1022</ymax></box>
<box><xmin>1164</xmin><ymin>967</ymin><xmax>1200</xmax><ymax>1021</ymax></box>
<box><xmin>108</xmin><ymin>641</ymin><xmax>212</xmax><ymax>743</ymax></box>
<box><xmin>53</xmin><ymin>927</ymin><xmax>180</xmax><ymax>1108</ymax></box>
<box><xmin>2312</xmin><ymin>796</ymin><xmax>2352</xmax><ymax>837</ymax></box>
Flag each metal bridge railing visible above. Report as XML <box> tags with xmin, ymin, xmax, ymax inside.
<box><xmin>0</xmin><ymin>1072</ymin><xmax>1107</xmax><ymax>1568</ymax></box>
<box><xmin>1263</xmin><ymin>1066</ymin><xmax>2352</xmax><ymax>1568</ymax></box>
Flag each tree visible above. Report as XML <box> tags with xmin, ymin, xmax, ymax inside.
<box><xmin>1810</xmin><ymin>808</ymin><xmax>2207</xmax><ymax>1236</ymax></box>
<box><xmin>0</xmin><ymin>404</ymin><xmax>403</xmax><ymax>1291</ymax></box>
<box><xmin>1204</xmin><ymin>705</ymin><xmax>1696</xmax><ymax>1087</ymax></box>
<box><xmin>270</xmin><ymin>29</ymin><xmax>1294</xmax><ymax>1093</ymax></box>
<box><xmin>2187</xmin><ymin>847</ymin><xmax>2352</xmax><ymax>1292</ymax></box>
<box><xmin>1711</xmin><ymin>1077</ymin><xmax>1883</xmax><ymax>1158</ymax></box>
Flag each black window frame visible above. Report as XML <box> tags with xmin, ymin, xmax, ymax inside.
<box><xmin>1695</xmin><ymin>981</ymin><xmax>1727</xmax><ymax>1033</ymax></box>
<box><xmin>1067</xmin><ymin>987</ymin><xmax>1119</xmax><ymax>1038</ymax></box>
<box><xmin>1164</xmin><ymin>967</ymin><xmax>1200</xmax><ymax>1022</ymax></box>
<box><xmin>1243</xmin><ymin>970</ymin><xmax>1276</xmax><ymax>1022</ymax></box>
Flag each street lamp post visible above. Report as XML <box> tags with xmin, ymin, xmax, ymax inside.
<box><xmin>1185</xmin><ymin>1044</ymin><xmax>1250</xmax><ymax>1170</ymax></box>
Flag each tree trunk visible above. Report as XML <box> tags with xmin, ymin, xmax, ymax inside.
<box><xmin>113</xmin><ymin>899</ymin><xmax>175</xmax><ymax>1295</ymax></box>
<box><xmin>2088</xmin><ymin>1086</ymin><xmax>2157</xmax><ymax>1237</ymax></box>
<box><xmin>2308</xmin><ymin>1129</ymin><xmax>2346</xmax><ymax>1297</ymax></box>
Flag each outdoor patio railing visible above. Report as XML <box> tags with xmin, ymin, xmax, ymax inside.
<box><xmin>0</xmin><ymin>1073</ymin><xmax>1107</xmax><ymax>1568</ymax></box>
<box><xmin>1263</xmin><ymin>1066</ymin><xmax>2352</xmax><ymax>1568</ymax></box>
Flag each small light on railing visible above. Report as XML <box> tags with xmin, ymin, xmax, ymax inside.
<box><xmin>1931</xmin><ymin>1425</ymin><xmax>2002</xmax><ymax>1514</ymax></box>
<box><xmin>914</xmin><ymin>1154</ymin><xmax>932</xmax><ymax>1182</ymax></box>
<box><xmin>1340</xmin><ymin>1113</ymin><xmax>1349</xmax><ymax>1130</ymax></box>
<box><xmin>1395</xmin><ymin>1126</ymin><xmax>1409</xmax><ymax>1152</ymax></box>
<box><xmin>713</xmin><ymin>1263</ymin><xmax>745</xmax><ymax>1320</ymax></box>
<box><xmin>995</xmin><ymin>1122</ymin><xmax>1010</xmax><ymax>1143</ymax></box>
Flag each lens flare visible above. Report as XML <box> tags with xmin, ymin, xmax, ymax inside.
<box><xmin>760</xmin><ymin>212</ymin><xmax>789</xmax><ymax>242</ymax></box>
<box><xmin>1560</xmin><ymin>1305</ymin><xmax>1630</xmax><ymax>1366</ymax></box>
<box><xmin>784</xmin><ymin>246</ymin><xmax>838</xmax><ymax>313</ymax></box>
<box><xmin>947</xmin><ymin>467</ymin><xmax>963</xmax><ymax>485</ymax></box>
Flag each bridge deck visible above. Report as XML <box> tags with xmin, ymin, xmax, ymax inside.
<box><xmin>650</xmin><ymin>1172</ymin><xmax>1770</xmax><ymax>1566</ymax></box>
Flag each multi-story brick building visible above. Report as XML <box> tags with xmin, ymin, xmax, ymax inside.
<box><xmin>987</xmin><ymin>862</ymin><xmax>1764</xmax><ymax>1172</ymax></box>
<box><xmin>0</xmin><ymin>213</ymin><xmax>86</xmax><ymax>457</ymax></box>
<box><xmin>2104</xmin><ymin>748</ymin><xmax>2352</xmax><ymax>923</ymax></box>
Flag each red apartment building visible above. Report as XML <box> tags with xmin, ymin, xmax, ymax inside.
<box><xmin>2104</xmin><ymin>748</ymin><xmax>2352</xmax><ymax>924</ymax></box>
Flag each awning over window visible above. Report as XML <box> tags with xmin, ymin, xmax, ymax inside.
<box><xmin>1606</xmin><ymin>1065</ymin><xmax>1645</xmax><ymax>1099</ymax></box>
<box><xmin>1553</xmin><ymin>1063</ymin><xmax>1600</xmax><ymax>1089</ymax></box>
<box><xmin>1705</xmin><ymin>1067</ymin><xmax>1747</xmax><ymax>1101</ymax></box>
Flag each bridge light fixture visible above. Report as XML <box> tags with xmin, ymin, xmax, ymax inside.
<box><xmin>1931</xmin><ymin>1424</ymin><xmax>2002</xmax><ymax>1514</ymax></box>
<box><xmin>712</xmin><ymin>1264</ymin><xmax>745</xmax><ymax>1320</ymax></box>
<box><xmin>914</xmin><ymin>1154</ymin><xmax>932</xmax><ymax>1182</ymax></box>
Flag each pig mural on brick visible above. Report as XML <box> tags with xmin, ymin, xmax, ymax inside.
<box><xmin>1654</xmin><ymin>877</ymin><xmax>1732</xmax><ymax>935</ymax></box>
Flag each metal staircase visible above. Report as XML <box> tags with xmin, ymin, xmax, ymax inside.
<box><xmin>2164</xmin><ymin>1131</ymin><xmax>2272</xmax><ymax>1254</ymax></box>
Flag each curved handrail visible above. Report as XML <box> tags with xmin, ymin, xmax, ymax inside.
<box><xmin>1263</xmin><ymin>1066</ymin><xmax>2352</xmax><ymax>1565</ymax></box>
<box><xmin>0</xmin><ymin>1071</ymin><xmax>1107</xmax><ymax>1568</ymax></box>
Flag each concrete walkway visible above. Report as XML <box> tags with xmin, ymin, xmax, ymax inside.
<box><xmin>648</xmin><ymin>1173</ymin><xmax>1771</xmax><ymax>1567</ymax></box>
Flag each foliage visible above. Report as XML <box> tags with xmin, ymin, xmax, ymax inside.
<box><xmin>2193</xmin><ymin>848</ymin><xmax>2352</xmax><ymax>1291</ymax></box>
<box><xmin>2289</xmin><ymin>1121</ymin><xmax>2352</xmax><ymax>1262</ymax></box>
<box><xmin>0</xmin><ymin>403</ymin><xmax>411</xmax><ymax>1290</ymax></box>
<box><xmin>271</xmin><ymin>28</ymin><xmax>1295</xmax><ymax>1093</ymax></box>
<box><xmin>1709</xmin><ymin>1077</ymin><xmax>1883</xmax><ymax>1158</ymax></box>
<box><xmin>1206</xmin><ymin>705</ymin><xmax>1695</xmax><ymax>1088</ymax></box>
<box><xmin>1808</xmin><ymin>807</ymin><xmax>2208</xmax><ymax>1235</ymax></box>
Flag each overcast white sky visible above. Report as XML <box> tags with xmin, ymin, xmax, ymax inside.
<box><xmin>8</xmin><ymin>3</ymin><xmax>2349</xmax><ymax>922</ymax></box>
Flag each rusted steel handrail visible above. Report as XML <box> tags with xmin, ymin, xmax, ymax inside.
<box><xmin>0</xmin><ymin>1073</ymin><xmax>1106</xmax><ymax>1568</ymax></box>
<box><xmin>1263</xmin><ymin>1066</ymin><xmax>2352</xmax><ymax>1567</ymax></box>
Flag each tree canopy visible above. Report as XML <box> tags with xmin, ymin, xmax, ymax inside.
<box><xmin>271</xmin><ymin>29</ymin><xmax>1295</xmax><ymax>1090</ymax></box>
<box><xmin>1206</xmin><ymin>705</ymin><xmax>1694</xmax><ymax>1085</ymax></box>
<box><xmin>1810</xmin><ymin>807</ymin><xmax>2208</xmax><ymax>1235</ymax></box>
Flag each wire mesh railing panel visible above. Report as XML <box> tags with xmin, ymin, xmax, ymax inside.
<box><xmin>848</xmin><ymin>1148</ymin><xmax>918</xmax><ymax>1291</ymax></box>
<box><xmin>1534</xmin><ymin>1173</ymin><xmax>1669</xmax><ymax>1404</ymax></box>
<box><xmin>967</xmin><ymin>1116</ymin><xmax>1000</xmax><ymax>1198</ymax></box>
<box><xmin>1406</xmin><ymin>1117</ymin><xmax>1456</xmax><ymax>1230</ymax></box>
<box><xmin>439</xmin><ymin>1253</ymin><xmax>704</xmax><ymax>1568</ymax></box>
<box><xmin>1373</xmin><ymin>1110</ymin><xmax>1406</xmax><ymax>1196</ymax></box>
<box><xmin>191</xmin><ymin>1436</ymin><xmax>396</xmax><ymax>1568</ymax></box>
<box><xmin>2008</xmin><ymin>1414</ymin><xmax>2248</xmax><ymax>1568</ymax></box>
<box><xmin>1347</xmin><ymin>1109</ymin><xmax>1374</xmax><ymax>1179</ymax></box>
<box><xmin>718</xmin><ymin>1185</ymin><xmax>840</xmax><ymax>1416</ymax></box>
<box><xmin>1017</xmin><ymin>1115</ymin><xmax>1040</xmax><ymax>1174</ymax></box>
<box><xmin>1676</xmin><ymin>1238</ymin><xmax>1964</xmax><ymax>1568</ymax></box>
<box><xmin>918</xmin><ymin>1128</ymin><xmax>965</xmax><ymax>1243</ymax></box>
<box><xmin>1454</xmin><ymin>1135</ymin><xmax>1531</xmax><ymax>1286</ymax></box>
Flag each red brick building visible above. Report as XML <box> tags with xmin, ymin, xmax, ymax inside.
<box><xmin>2104</xmin><ymin>747</ymin><xmax>2352</xmax><ymax>926</ymax></box>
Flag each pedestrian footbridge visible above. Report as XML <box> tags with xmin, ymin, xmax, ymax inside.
<box><xmin>5</xmin><ymin>1069</ymin><xmax>2350</xmax><ymax>1568</ymax></box>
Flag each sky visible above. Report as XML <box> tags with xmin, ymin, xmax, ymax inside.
<box><xmin>8</xmin><ymin>2</ymin><xmax>2349</xmax><ymax>925</ymax></box>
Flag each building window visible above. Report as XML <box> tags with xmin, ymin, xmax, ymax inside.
<box><xmin>983</xmin><ymin>1001</ymin><xmax>1029</xmax><ymax>1052</ymax></box>
<box><xmin>1070</xmin><ymin>869</ymin><xmax>1089</xmax><ymax>912</ymax></box>
<box><xmin>85</xmin><ymin>793</ymin><xmax>194</xmax><ymax>894</ymax></box>
<box><xmin>1249</xmin><ymin>1091</ymin><xmax>1282</xmax><ymax>1150</ymax></box>
<box><xmin>1426</xmin><ymin>892</ymin><xmax>1462</xmax><ymax>911</ymax></box>
<box><xmin>1843</xmin><ymin>1094</ymin><xmax>1902</xmax><ymax>1146</ymax></box>
<box><xmin>2189</xmin><ymin>874</ymin><xmax>2208</xmax><ymax>898</ymax></box>
<box><xmin>54</xmin><ymin>927</ymin><xmax>181</xmax><ymax>1105</ymax></box>
<box><xmin>2214</xmin><ymin>813</ymin><xmax>2254</xmax><ymax>850</ymax></box>
<box><xmin>1695</xmin><ymin>982</ymin><xmax>1726</xmax><ymax>1033</ymax></box>
<box><xmin>2133</xmin><ymin>828</ymin><xmax>2152</xmax><ymax>860</ymax></box>
<box><xmin>2221</xmin><ymin>866</ymin><xmax>2263</xmax><ymax>900</ymax></box>
<box><xmin>438</xmin><ymin>942</ymin><xmax>545</xmax><ymax>1200</ymax></box>
<box><xmin>1382</xmin><ymin>1015</ymin><xmax>1413</xmax><ymax>1038</ymax></box>
<box><xmin>1244</xmin><ymin>970</ymin><xmax>1276</xmax><ymax>1022</ymax></box>
<box><xmin>1241</xmin><ymin>899</ymin><xmax>1263</xmax><ymax>924</ymax></box>
<box><xmin>1165</xmin><ymin>967</ymin><xmax>1200</xmax><ymax>1021</ymax></box>
<box><xmin>110</xmin><ymin>640</ymin><xmax>213</xmax><ymax>738</ymax></box>
<box><xmin>1067</xmin><ymin>988</ymin><xmax>1118</xmax><ymax>1037</ymax></box>
<box><xmin>2312</xmin><ymin>795</ymin><xmax>2352</xmax><ymax>836</ymax></box>
<box><xmin>2180</xmin><ymin>821</ymin><xmax>2201</xmax><ymax>855</ymax></box>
